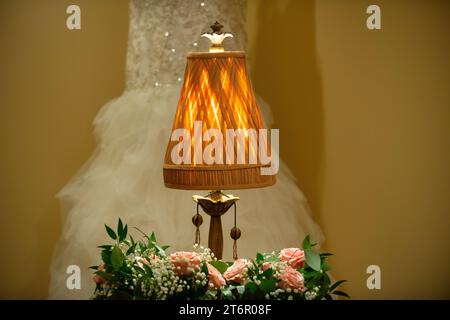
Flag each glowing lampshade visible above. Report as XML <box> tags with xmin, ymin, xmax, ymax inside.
<box><xmin>163</xmin><ymin>51</ymin><xmax>276</xmax><ymax>190</ymax></box>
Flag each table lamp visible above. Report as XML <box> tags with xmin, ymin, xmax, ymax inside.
<box><xmin>163</xmin><ymin>22</ymin><xmax>276</xmax><ymax>260</ymax></box>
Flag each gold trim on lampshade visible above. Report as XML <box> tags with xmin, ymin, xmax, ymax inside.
<box><xmin>163</xmin><ymin>51</ymin><xmax>276</xmax><ymax>190</ymax></box>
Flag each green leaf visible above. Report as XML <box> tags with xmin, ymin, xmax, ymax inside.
<box><xmin>117</xmin><ymin>219</ymin><xmax>128</xmax><ymax>242</ymax></box>
<box><xmin>302</xmin><ymin>235</ymin><xmax>317</xmax><ymax>250</ymax></box>
<box><xmin>133</xmin><ymin>227</ymin><xmax>150</xmax><ymax>241</ymax></box>
<box><xmin>209</xmin><ymin>260</ymin><xmax>229</xmax><ymax>274</ymax></box>
<box><xmin>101</xmin><ymin>250</ymin><xmax>111</xmax><ymax>265</ymax></box>
<box><xmin>154</xmin><ymin>243</ymin><xmax>166</xmax><ymax>257</ymax></box>
<box><xmin>303</xmin><ymin>270</ymin><xmax>317</xmax><ymax>279</ymax></box>
<box><xmin>118</xmin><ymin>218</ymin><xmax>124</xmax><ymax>239</ymax></box>
<box><xmin>126</xmin><ymin>243</ymin><xmax>136</xmax><ymax>256</ymax></box>
<box><xmin>330</xmin><ymin>280</ymin><xmax>347</xmax><ymax>292</ymax></box>
<box><xmin>305</xmin><ymin>248</ymin><xmax>321</xmax><ymax>271</ymax></box>
<box><xmin>262</xmin><ymin>267</ymin><xmax>274</xmax><ymax>279</ymax></box>
<box><xmin>160</xmin><ymin>245</ymin><xmax>170</xmax><ymax>251</ymax></box>
<box><xmin>260</xmin><ymin>279</ymin><xmax>277</xmax><ymax>293</ymax></box>
<box><xmin>256</xmin><ymin>253</ymin><xmax>264</xmax><ymax>263</ymax></box>
<box><xmin>111</xmin><ymin>245</ymin><xmax>125</xmax><ymax>270</ymax></box>
<box><xmin>105</xmin><ymin>224</ymin><xmax>117</xmax><ymax>240</ymax></box>
<box><xmin>122</xmin><ymin>224</ymin><xmax>128</xmax><ymax>242</ymax></box>
<box><xmin>322</xmin><ymin>273</ymin><xmax>331</xmax><ymax>286</ymax></box>
<box><xmin>221</xmin><ymin>287</ymin><xmax>234</xmax><ymax>300</ymax></box>
<box><xmin>150</xmin><ymin>231</ymin><xmax>157</xmax><ymax>243</ymax></box>
<box><xmin>324</xmin><ymin>294</ymin><xmax>332</xmax><ymax>300</ymax></box>
<box><xmin>143</xmin><ymin>264</ymin><xmax>153</xmax><ymax>277</ymax></box>
<box><xmin>245</xmin><ymin>282</ymin><xmax>258</xmax><ymax>295</ymax></box>
<box><xmin>333</xmin><ymin>290</ymin><xmax>350</xmax><ymax>299</ymax></box>
<box><xmin>302</xmin><ymin>235</ymin><xmax>311</xmax><ymax>250</ymax></box>
<box><xmin>134</xmin><ymin>266</ymin><xmax>145</xmax><ymax>275</ymax></box>
<box><xmin>320</xmin><ymin>252</ymin><xmax>333</xmax><ymax>257</ymax></box>
<box><xmin>201</xmin><ymin>262</ymin><xmax>209</xmax><ymax>277</ymax></box>
<box><xmin>321</xmin><ymin>261</ymin><xmax>331</xmax><ymax>272</ymax></box>
<box><xmin>97</xmin><ymin>245</ymin><xmax>112</xmax><ymax>250</ymax></box>
<box><xmin>236</xmin><ymin>285</ymin><xmax>245</xmax><ymax>295</ymax></box>
<box><xmin>264</xmin><ymin>254</ymin><xmax>279</xmax><ymax>263</ymax></box>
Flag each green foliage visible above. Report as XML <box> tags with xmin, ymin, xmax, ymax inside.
<box><xmin>302</xmin><ymin>235</ymin><xmax>317</xmax><ymax>250</ymax></box>
<box><xmin>92</xmin><ymin>219</ymin><xmax>349</xmax><ymax>300</ymax></box>
<box><xmin>333</xmin><ymin>290</ymin><xmax>351</xmax><ymax>298</ymax></box>
<box><xmin>245</xmin><ymin>282</ymin><xmax>258</xmax><ymax>295</ymax></box>
<box><xmin>330</xmin><ymin>280</ymin><xmax>347</xmax><ymax>292</ymax></box>
<box><xmin>221</xmin><ymin>287</ymin><xmax>234</xmax><ymax>300</ymax></box>
<box><xmin>305</xmin><ymin>248</ymin><xmax>321</xmax><ymax>271</ymax></box>
<box><xmin>111</xmin><ymin>245</ymin><xmax>125</xmax><ymax>270</ymax></box>
<box><xmin>117</xmin><ymin>218</ymin><xmax>127</xmax><ymax>242</ymax></box>
<box><xmin>236</xmin><ymin>285</ymin><xmax>245</xmax><ymax>296</ymax></box>
<box><xmin>101</xmin><ymin>249</ymin><xmax>111</xmax><ymax>265</ymax></box>
<box><xmin>201</xmin><ymin>261</ymin><xmax>209</xmax><ymax>277</ymax></box>
<box><xmin>209</xmin><ymin>260</ymin><xmax>228</xmax><ymax>274</ymax></box>
<box><xmin>256</xmin><ymin>252</ymin><xmax>264</xmax><ymax>263</ymax></box>
<box><xmin>105</xmin><ymin>224</ymin><xmax>117</xmax><ymax>240</ymax></box>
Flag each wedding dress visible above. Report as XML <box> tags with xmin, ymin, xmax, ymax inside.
<box><xmin>49</xmin><ymin>0</ymin><xmax>324</xmax><ymax>299</ymax></box>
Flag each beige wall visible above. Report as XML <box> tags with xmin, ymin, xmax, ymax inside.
<box><xmin>248</xmin><ymin>0</ymin><xmax>450</xmax><ymax>299</ymax></box>
<box><xmin>0</xmin><ymin>0</ymin><xmax>448</xmax><ymax>299</ymax></box>
<box><xmin>0</xmin><ymin>0</ymin><xmax>128</xmax><ymax>298</ymax></box>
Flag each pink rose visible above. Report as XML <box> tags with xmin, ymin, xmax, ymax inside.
<box><xmin>277</xmin><ymin>266</ymin><xmax>305</xmax><ymax>290</ymax></box>
<box><xmin>223</xmin><ymin>259</ymin><xmax>250</xmax><ymax>284</ymax></box>
<box><xmin>136</xmin><ymin>256</ymin><xmax>149</xmax><ymax>269</ymax></box>
<box><xmin>280</xmin><ymin>248</ymin><xmax>305</xmax><ymax>269</ymax></box>
<box><xmin>93</xmin><ymin>274</ymin><xmax>105</xmax><ymax>284</ymax></box>
<box><xmin>136</xmin><ymin>253</ymin><xmax>161</xmax><ymax>269</ymax></box>
<box><xmin>93</xmin><ymin>263</ymin><xmax>106</xmax><ymax>284</ymax></box>
<box><xmin>170</xmin><ymin>251</ymin><xmax>201</xmax><ymax>276</ymax></box>
<box><xmin>261</xmin><ymin>262</ymin><xmax>273</xmax><ymax>271</ymax></box>
<box><xmin>207</xmin><ymin>263</ymin><xmax>226</xmax><ymax>289</ymax></box>
<box><xmin>147</xmin><ymin>253</ymin><xmax>161</xmax><ymax>263</ymax></box>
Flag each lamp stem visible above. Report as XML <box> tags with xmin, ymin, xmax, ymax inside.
<box><xmin>192</xmin><ymin>190</ymin><xmax>239</xmax><ymax>260</ymax></box>
<box><xmin>207</xmin><ymin>212</ymin><xmax>224</xmax><ymax>259</ymax></box>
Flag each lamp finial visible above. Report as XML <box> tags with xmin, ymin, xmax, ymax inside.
<box><xmin>201</xmin><ymin>21</ymin><xmax>233</xmax><ymax>52</ymax></box>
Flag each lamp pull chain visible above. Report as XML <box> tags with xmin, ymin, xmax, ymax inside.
<box><xmin>192</xmin><ymin>203</ymin><xmax>203</xmax><ymax>245</ymax></box>
<box><xmin>230</xmin><ymin>202</ymin><xmax>241</xmax><ymax>260</ymax></box>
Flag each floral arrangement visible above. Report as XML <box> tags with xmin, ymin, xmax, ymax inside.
<box><xmin>92</xmin><ymin>219</ymin><xmax>349</xmax><ymax>300</ymax></box>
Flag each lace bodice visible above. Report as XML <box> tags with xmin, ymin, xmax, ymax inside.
<box><xmin>126</xmin><ymin>0</ymin><xmax>248</xmax><ymax>90</ymax></box>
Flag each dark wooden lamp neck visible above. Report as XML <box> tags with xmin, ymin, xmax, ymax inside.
<box><xmin>193</xmin><ymin>191</ymin><xmax>239</xmax><ymax>259</ymax></box>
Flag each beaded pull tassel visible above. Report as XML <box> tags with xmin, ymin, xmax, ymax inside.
<box><xmin>192</xmin><ymin>203</ymin><xmax>203</xmax><ymax>245</ymax></box>
<box><xmin>230</xmin><ymin>203</ymin><xmax>241</xmax><ymax>260</ymax></box>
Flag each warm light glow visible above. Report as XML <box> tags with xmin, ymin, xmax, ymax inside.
<box><xmin>163</xmin><ymin>52</ymin><xmax>277</xmax><ymax>190</ymax></box>
<box><xmin>208</xmin><ymin>47</ymin><xmax>224</xmax><ymax>53</ymax></box>
<box><xmin>167</xmin><ymin>52</ymin><xmax>267</xmax><ymax>167</ymax></box>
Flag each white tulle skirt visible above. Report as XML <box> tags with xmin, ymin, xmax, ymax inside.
<box><xmin>48</xmin><ymin>86</ymin><xmax>324</xmax><ymax>299</ymax></box>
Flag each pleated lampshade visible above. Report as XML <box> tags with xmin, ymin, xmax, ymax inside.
<box><xmin>163</xmin><ymin>51</ymin><xmax>276</xmax><ymax>190</ymax></box>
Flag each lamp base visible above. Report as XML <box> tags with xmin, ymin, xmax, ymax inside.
<box><xmin>193</xmin><ymin>190</ymin><xmax>239</xmax><ymax>259</ymax></box>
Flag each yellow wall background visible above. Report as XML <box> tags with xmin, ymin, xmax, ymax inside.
<box><xmin>0</xmin><ymin>0</ymin><xmax>128</xmax><ymax>298</ymax></box>
<box><xmin>248</xmin><ymin>0</ymin><xmax>450</xmax><ymax>299</ymax></box>
<box><xmin>0</xmin><ymin>0</ymin><xmax>448</xmax><ymax>299</ymax></box>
